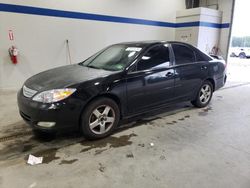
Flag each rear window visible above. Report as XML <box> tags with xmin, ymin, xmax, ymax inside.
<box><xmin>194</xmin><ymin>48</ymin><xmax>213</xmax><ymax>62</ymax></box>
<box><xmin>172</xmin><ymin>44</ymin><xmax>195</xmax><ymax>65</ymax></box>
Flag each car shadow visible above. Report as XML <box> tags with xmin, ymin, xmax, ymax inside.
<box><xmin>32</xmin><ymin>101</ymin><xmax>193</xmax><ymax>142</ymax></box>
<box><xmin>0</xmin><ymin>101</ymin><xmax>194</xmax><ymax>163</ymax></box>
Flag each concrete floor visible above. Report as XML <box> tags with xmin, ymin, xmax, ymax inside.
<box><xmin>0</xmin><ymin>58</ymin><xmax>250</xmax><ymax>188</ymax></box>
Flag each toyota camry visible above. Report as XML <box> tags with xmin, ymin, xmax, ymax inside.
<box><xmin>17</xmin><ymin>41</ymin><xmax>227</xmax><ymax>140</ymax></box>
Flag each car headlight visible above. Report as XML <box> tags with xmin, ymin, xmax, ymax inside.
<box><xmin>32</xmin><ymin>88</ymin><xmax>76</xmax><ymax>103</ymax></box>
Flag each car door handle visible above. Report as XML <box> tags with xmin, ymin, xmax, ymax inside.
<box><xmin>201</xmin><ymin>65</ymin><xmax>208</xmax><ymax>70</ymax></box>
<box><xmin>165</xmin><ymin>72</ymin><xmax>174</xmax><ymax>77</ymax></box>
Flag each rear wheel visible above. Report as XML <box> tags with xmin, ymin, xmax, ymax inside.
<box><xmin>239</xmin><ymin>52</ymin><xmax>246</xmax><ymax>59</ymax></box>
<box><xmin>81</xmin><ymin>97</ymin><xmax>120</xmax><ymax>140</ymax></box>
<box><xmin>191</xmin><ymin>81</ymin><xmax>213</xmax><ymax>108</ymax></box>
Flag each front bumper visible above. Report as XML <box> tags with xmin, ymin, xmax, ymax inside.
<box><xmin>17</xmin><ymin>89</ymin><xmax>84</xmax><ymax>132</ymax></box>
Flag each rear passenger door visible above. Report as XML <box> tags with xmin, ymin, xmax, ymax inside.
<box><xmin>171</xmin><ymin>43</ymin><xmax>208</xmax><ymax>100</ymax></box>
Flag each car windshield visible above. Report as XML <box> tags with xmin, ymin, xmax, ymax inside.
<box><xmin>80</xmin><ymin>44</ymin><xmax>142</xmax><ymax>71</ymax></box>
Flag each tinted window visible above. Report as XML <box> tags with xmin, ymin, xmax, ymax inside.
<box><xmin>137</xmin><ymin>45</ymin><xmax>170</xmax><ymax>71</ymax></box>
<box><xmin>194</xmin><ymin>49</ymin><xmax>213</xmax><ymax>62</ymax></box>
<box><xmin>172</xmin><ymin>44</ymin><xmax>195</xmax><ymax>65</ymax></box>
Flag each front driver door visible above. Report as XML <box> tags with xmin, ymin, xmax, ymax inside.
<box><xmin>126</xmin><ymin>44</ymin><xmax>175</xmax><ymax>114</ymax></box>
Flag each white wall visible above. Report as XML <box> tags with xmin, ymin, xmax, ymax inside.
<box><xmin>0</xmin><ymin>0</ymin><xmax>185</xmax><ymax>89</ymax></box>
<box><xmin>175</xmin><ymin>8</ymin><xmax>222</xmax><ymax>55</ymax></box>
<box><xmin>200</xmin><ymin>0</ymin><xmax>234</xmax><ymax>59</ymax></box>
<box><xmin>0</xmin><ymin>0</ymin><xmax>234</xmax><ymax>90</ymax></box>
<box><xmin>217</xmin><ymin>0</ymin><xmax>234</xmax><ymax>59</ymax></box>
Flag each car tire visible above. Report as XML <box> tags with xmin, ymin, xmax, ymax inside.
<box><xmin>239</xmin><ymin>52</ymin><xmax>246</xmax><ymax>59</ymax></box>
<box><xmin>230</xmin><ymin>52</ymin><xmax>236</xmax><ymax>57</ymax></box>
<box><xmin>81</xmin><ymin>97</ymin><xmax>120</xmax><ymax>140</ymax></box>
<box><xmin>191</xmin><ymin>81</ymin><xmax>213</xmax><ymax>108</ymax></box>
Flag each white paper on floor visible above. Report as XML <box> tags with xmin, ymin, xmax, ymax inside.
<box><xmin>27</xmin><ymin>154</ymin><xmax>43</xmax><ymax>165</ymax></box>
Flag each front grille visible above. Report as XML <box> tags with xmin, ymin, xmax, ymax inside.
<box><xmin>23</xmin><ymin>85</ymin><xmax>37</xmax><ymax>98</ymax></box>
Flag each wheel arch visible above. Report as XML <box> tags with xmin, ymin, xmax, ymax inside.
<box><xmin>239</xmin><ymin>52</ymin><xmax>246</xmax><ymax>55</ymax></box>
<box><xmin>78</xmin><ymin>93</ymin><xmax>123</xmax><ymax>128</ymax></box>
<box><xmin>204</xmin><ymin>78</ymin><xmax>215</xmax><ymax>91</ymax></box>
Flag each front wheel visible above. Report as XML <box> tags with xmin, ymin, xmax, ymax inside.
<box><xmin>230</xmin><ymin>52</ymin><xmax>236</xmax><ymax>57</ymax></box>
<box><xmin>191</xmin><ymin>81</ymin><xmax>213</xmax><ymax>108</ymax></box>
<box><xmin>81</xmin><ymin>97</ymin><xmax>120</xmax><ymax>140</ymax></box>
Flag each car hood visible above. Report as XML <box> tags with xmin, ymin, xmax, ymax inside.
<box><xmin>24</xmin><ymin>64</ymin><xmax>113</xmax><ymax>91</ymax></box>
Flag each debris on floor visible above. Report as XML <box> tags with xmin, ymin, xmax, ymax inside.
<box><xmin>98</xmin><ymin>163</ymin><xmax>106</xmax><ymax>172</ymax></box>
<box><xmin>28</xmin><ymin>182</ymin><xmax>37</xmax><ymax>188</ymax></box>
<box><xmin>126</xmin><ymin>152</ymin><xmax>134</xmax><ymax>158</ymax></box>
<box><xmin>27</xmin><ymin>154</ymin><xmax>43</xmax><ymax>165</ymax></box>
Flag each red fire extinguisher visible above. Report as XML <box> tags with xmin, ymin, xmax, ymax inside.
<box><xmin>8</xmin><ymin>46</ymin><xmax>19</xmax><ymax>64</ymax></box>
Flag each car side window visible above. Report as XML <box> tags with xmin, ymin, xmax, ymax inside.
<box><xmin>136</xmin><ymin>45</ymin><xmax>170</xmax><ymax>71</ymax></box>
<box><xmin>195</xmin><ymin>51</ymin><xmax>207</xmax><ymax>62</ymax></box>
<box><xmin>172</xmin><ymin>44</ymin><xmax>196</xmax><ymax>65</ymax></box>
<box><xmin>194</xmin><ymin>49</ymin><xmax>213</xmax><ymax>62</ymax></box>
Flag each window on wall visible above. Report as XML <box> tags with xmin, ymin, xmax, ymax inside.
<box><xmin>172</xmin><ymin>44</ymin><xmax>196</xmax><ymax>65</ymax></box>
<box><xmin>137</xmin><ymin>45</ymin><xmax>170</xmax><ymax>71</ymax></box>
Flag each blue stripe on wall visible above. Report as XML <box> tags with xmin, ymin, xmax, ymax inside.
<box><xmin>0</xmin><ymin>3</ymin><xmax>230</xmax><ymax>29</ymax></box>
<box><xmin>176</xmin><ymin>22</ymin><xmax>230</xmax><ymax>29</ymax></box>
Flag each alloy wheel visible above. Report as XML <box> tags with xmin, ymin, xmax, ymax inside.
<box><xmin>199</xmin><ymin>84</ymin><xmax>212</xmax><ymax>104</ymax></box>
<box><xmin>88</xmin><ymin>105</ymin><xmax>115</xmax><ymax>135</ymax></box>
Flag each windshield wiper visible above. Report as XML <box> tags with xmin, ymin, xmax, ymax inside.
<box><xmin>86</xmin><ymin>65</ymin><xmax>101</xmax><ymax>69</ymax></box>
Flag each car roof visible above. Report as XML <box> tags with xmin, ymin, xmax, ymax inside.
<box><xmin>116</xmin><ymin>40</ymin><xmax>193</xmax><ymax>48</ymax></box>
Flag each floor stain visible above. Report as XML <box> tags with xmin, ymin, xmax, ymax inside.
<box><xmin>204</xmin><ymin>106</ymin><xmax>212</xmax><ymax>112</ymax></box>
<box><xmin>59</xmin><ymin>159</ymin><xmax>78</xmax><ymax>165</ymax></box>
<box><xmin>27</xmin><ymin>148</ymin><xmax>60</xmax><ymax>164</ymax></box>
<box><xmin>98</xmin><ymin>163</ymin><xmax>106</xmax><ymax>172</ymax></box>
<box><xmin>0</xmin><ymin>139</ymin><xmax>36</xmax><ymax>161</ymax></box>
<box><xmin>216</xmin><ymin>95</ymin><xmax>223</xmax><ymax>101</ymax></box>
<box><xmin>81</xmin><ymin>133</ymin><xmax>137</xmax><ymax>153</ymax></box>
<box><xmin>126</xmin><ymin>152</ymin><xmax>134</xmax><ymax>158</ymax></box>
<box><xmin>160</xmin><ymin>155</ymin><xmax>166</xmax><ymax>160</ymax></box>
<box><xmin>0</xmin><ymin>135</ymin><xmax>82</xmax><ymax>163</ymax></box>
<box><xmin>199</xmin><ymin>107</ymin><xmax>212</xmax><ymax>116</ymax></box>
<box><xmin>138</xmin><ymin>143</ymin><xmax>145</xmax><ymax>147</ymax></box>
<box><xmin>166</xmin><ymin>115</ymin><xmax>191</xmax><ymax>125</ymax></box>
<box><xmin>94</xmin><ymin>149</ymin><xmax>107</xmax><ymax>155</ymax></box>
<box><xmin>133</xmin><ymin>117</ymin><xmax>162</xmax><ymax>127</ymax></box>
<box><xmin>1</xmin><ymin>121</ymin><xmax>30</xmax><ymax>136</ymax></box>
<box><xmin>0</xmin><ymin>131</ymin><xmax>33</xmax><ymax>143</ymax></box>
<box><xmin>22</xmin><ymin>144</ymin><xmax>34</xmax><ymax>153</ymax></box>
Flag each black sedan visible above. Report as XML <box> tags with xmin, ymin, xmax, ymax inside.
<box><xmin>17</xmin><ymin>41</ymin><xmax>227</xmax><ymax>139</ymax></box>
